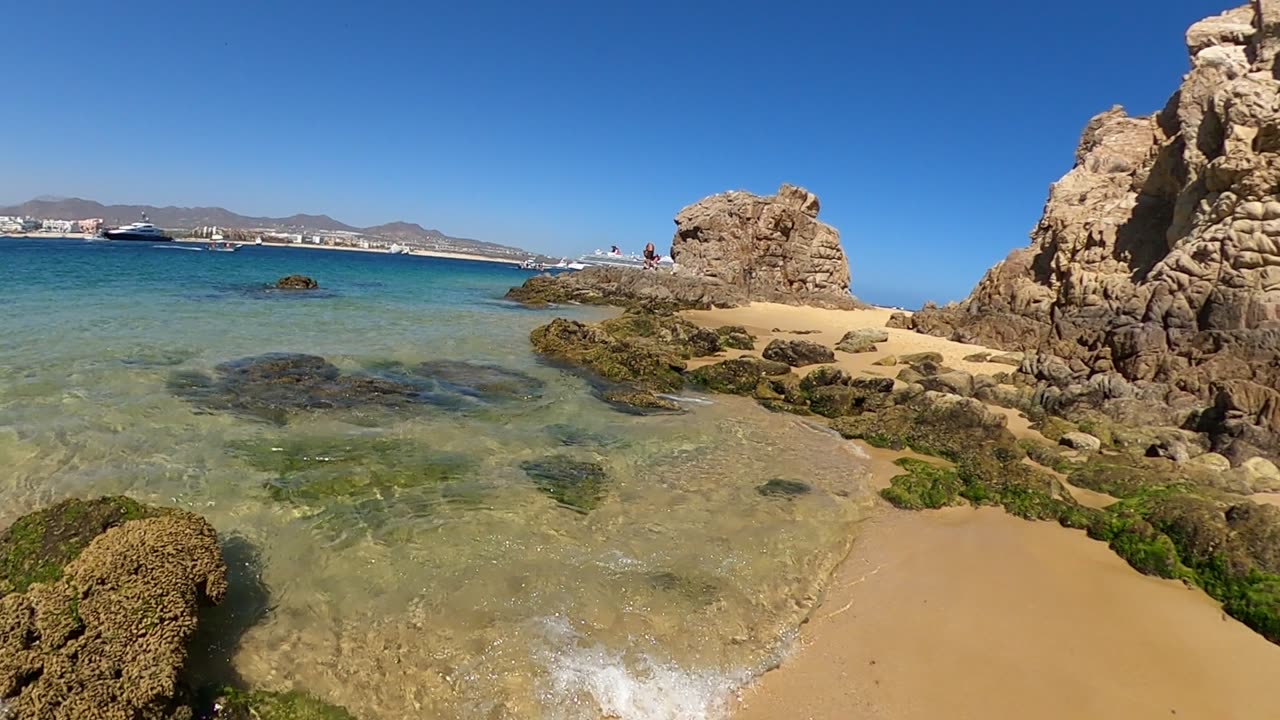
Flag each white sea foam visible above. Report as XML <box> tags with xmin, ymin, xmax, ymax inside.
<box><xmin>655</xmin><ymin>394</ymin><xmax>715</xmax><ymax>405</ymax></box>
<box><xmin>536</xmin><ymin>617</ymin><xmax>749</xmax><ymax>720</ymax></box>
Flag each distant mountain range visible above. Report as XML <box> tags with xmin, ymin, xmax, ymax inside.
<box><xmin>0</xmin><ymin>197</ymin><xmax>531</xmax><ymax>256</ymax></box>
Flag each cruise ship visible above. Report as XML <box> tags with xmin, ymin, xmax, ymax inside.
<box><xmin>103</xmin><ymin>214</ymin><xmax>172</xmax><ymax>242</ymax></box>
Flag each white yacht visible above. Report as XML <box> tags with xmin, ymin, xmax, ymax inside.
<box><xmin>575</xmin><ymin>247</ymin><xmax>671</xmax><ymax>269</ymax></box>
<box><xmin>103</xmin><ymin>214</ymin><xmax>171</xmax><ymax>242</ymax></box>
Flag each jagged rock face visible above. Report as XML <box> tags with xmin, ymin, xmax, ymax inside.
<box><xmin>907</xmin><ymin>2</ymin><xmax>1280</xmax><ymax>454</ymax></box>
<box><xmin>671</xmin><ymin>184</ymin><xmax>854</xmax><ymax>305</ymax></box>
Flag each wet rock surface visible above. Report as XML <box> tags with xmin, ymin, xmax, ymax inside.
<box><xmin>0</xmin><ymin>498</ymin><xmax>228</xmax><ymax>719</ymax></box>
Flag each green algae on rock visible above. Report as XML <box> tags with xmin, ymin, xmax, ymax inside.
<box><xmin>687</xmin><ymin>357</ymin><xmax>791</xmax><ymax>395</ymax></box>
<box><xmin>208</xmin><ymin>688</ymin><xmax>357</xmax><ymax>720</ymax></box>
<box><xmin>230</xmin><ymin>436</ymin><xmax>473</xmax><ymax>504</ymax></box>
<box><xmin>520</xmin><ymin>455</ymin><xmax>610</xmax><ymax>513</ymax></box>
<box><xmin>0</xmin><ymin>496</ymin><xmax>156</xmax><ymax>596</ymax></box>
<box><xmin>0</xmin><ymin>502</ymin><xmax>227</xmax><ymax>719</ymax></box>
<box><xmin>879</xmin><ymin>458</ymin><xmax>965</xmax><ymax>510</ymax></box>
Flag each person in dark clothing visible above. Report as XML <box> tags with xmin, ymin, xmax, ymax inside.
<box><xmin>643</xmin><ymin>242</ymin><xmax>659</xmax><ymax>269</ymax></box>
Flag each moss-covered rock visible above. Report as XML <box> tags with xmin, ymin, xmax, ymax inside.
<box><xmin>601</xmin><ymin>390</ymin><xmax>683</xmax><ymax>414</ymax></box>
<box><xmin>1</xmin><ymin>504</ymin><xmax>227</xmax><ymax>719</ymax></box>
<box><xmin>531</xmin><ymin>318</ymin><xmax>687</xmax><ymax>393</ymax></box>
<box><xmin>0</xmin><ymin>496</ymin><xmax>155</xmax><ymax>596</ymax></box>
<box><xmin>521</xmin><ymin>456</ymin><xmax>610</xmax><ymax>513</ymax></box>
<box><xmin>1035</xmin><ymin>416</ymin><xmax>1077</xmax><ymax>442</ymax></box>
<box><xmin>208</xmin><ymin>688</ymin><xmax>357</xmax><ymax>719</ymax></box>
<box><xmin>688</xmin><ymin>357</ymin><xmax>791</xmax><ymax>395</ymax></box>
<box><xmin>275</xmin><ymin>275</ymin><xmax>318</xmax><ymax>290</ymax></box>
<box><xmin>879</xmin><ymin>459</ymin><xmax>964</xmax><ymax>510</ymax></box>
<box><xmin>761</xmin><ymin>339</ymin><xmax>835</xmax><ymax>367</ymax></box>
<box><xmin>716</xmin><ymin>325</ymin><xmax>756</xmax><ymax>350</ymax></box>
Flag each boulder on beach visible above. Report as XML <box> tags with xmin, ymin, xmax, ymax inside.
<box><xmin>836</xmin><ymin>328</ymin><xmax>888</xmax><ymax>354</ymax></box>
<box><xmin>0</xmin><ymin>497</ymin><xmax>227</xmax><ymax>719</ymax></box>
<box><xmin>275</xmin><ymin>274</ymin><xmax>319</xmax><ymax>290</ymax></box>
<box><xmin>762</xmin><ymin>339</ymin><xmax>836</xmax><ymax>367</ymax></box>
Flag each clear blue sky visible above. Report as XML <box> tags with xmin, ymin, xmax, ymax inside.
<box><xmin>2</xmin><ymin>0</ymin><xmax>1226</xmax><ymax>307</ymax></box>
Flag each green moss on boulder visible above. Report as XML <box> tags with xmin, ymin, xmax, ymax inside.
<box><xmin>0</xmin><ymin>496</ymin><xmax>156</xmax><ymax>596</ymax></box>
<box><xmin>879</xmin><ymin>459</ymin><xmax>964</xmax><ymax>510</ymax></box>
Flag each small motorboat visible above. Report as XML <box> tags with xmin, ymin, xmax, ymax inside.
<box><xmin>206</xmin><ymin>240</ymin><xmax>240</xmax><ymax>252</ymax></box>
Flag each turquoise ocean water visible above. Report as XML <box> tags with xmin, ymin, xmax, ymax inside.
<box><xmin>0</xmin><ymin>238</ymin><xmax>874</xmax><ymax>720</ymax></box>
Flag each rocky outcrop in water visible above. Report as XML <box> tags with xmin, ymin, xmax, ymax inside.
<box><xmin>275</xmin><ymin>275</ymin><xmax>319</xmax><ymax>290</ymax></box>
<box><xmin>0</xmin><ymin>497</ymin><xmax>228</xmax><ymax>719</ymax></box>
<box><xmin>898</xmin><ymin>3</ymin><xmax>1280</xmax><ymax>461</ymax></box>
<box><xmin>506</xmin><ymin>185</ymin><xmax>861</xmax><ymax>310</ymax></box>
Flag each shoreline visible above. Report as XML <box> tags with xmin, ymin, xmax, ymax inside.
<box><xmin>670</xmin><ymin>302</ymin><xmax>1280</xmax><ymax>720</ymax></box>
<box><xmin>1</xmin><ymin>233</ymin><xmax>527</xmax><ymax>266</ymax></box>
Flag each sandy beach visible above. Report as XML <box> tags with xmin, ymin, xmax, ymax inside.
<box><xmin>680</xmin><ymin>302</ymin><xmax>1280</xmax><ymax>720</ymax></box>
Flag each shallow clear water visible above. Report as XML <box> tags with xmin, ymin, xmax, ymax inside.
<box><xmin>0</xmin><ymin>238</ymin><xmax>874</xmax><ymax>719</ymax></box>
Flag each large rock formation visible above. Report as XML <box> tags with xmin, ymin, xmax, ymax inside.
<box><xmin>671</xmin><ymin>184</ymin><xmax>853</xmax><ymax>304</ymax></box>
<box><xmin>506</xmin><ymin>184</ymin><xmax>860</xmax><ymax>310</ymax></box>
<box><xmin>901</xmin><ymin>3</ymin><xmax>1280</xmax><ymax>457</ymax></box>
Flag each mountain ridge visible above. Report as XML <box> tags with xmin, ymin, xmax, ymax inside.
<box><xmin>0</xmin><ymin>197</ymin><xmax>522</xmax><ymax>254</ymax></box>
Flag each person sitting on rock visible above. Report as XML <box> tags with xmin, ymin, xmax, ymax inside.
<box><xmin>643</xmin><ymin>242</ymin><xmax>659</xmax><ymax>269</ymax></box>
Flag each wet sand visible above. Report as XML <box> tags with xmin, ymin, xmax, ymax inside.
<box><xmin>680</xmin><ymin>303</ymin><xmax>1280</xmax><ymax>720</ymax></box>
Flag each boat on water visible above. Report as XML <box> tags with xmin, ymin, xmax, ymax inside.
<box><xmin>389</xmin><ymin>244</ymin><xmax>412</xmax><ymax>255</ymax></box>
<box><xmin>103</xmin><ymin>214</ymin><xmax>172</xmax><ymax>242</ymax></box>
<box><xmin>518</xmin><ymin>258</ymin><xmax>584</xmax><ymax>272</ymax></box>
<box><xmin>206</xmin><ymin>241</ymin><xmax>239</xmax><ymax>252</ymax></box>
<box><xmin>574</xmin><ymin>247</ymin><xmax>672</xmax><ymax>270</ymax></box>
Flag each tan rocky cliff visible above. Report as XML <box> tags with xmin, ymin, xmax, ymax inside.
<box><xmin>901</xmin><ymin>2</ymin><xmax>1280</xmax><ymax>459</ymax></box>
<box><xmin>671</xmin><ymin>184</ymin><xmax>853</xmax><ymax>303</ymax></box>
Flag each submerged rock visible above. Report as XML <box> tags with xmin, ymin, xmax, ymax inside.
<box><xmin>230</xmin><ymin>436</ymin><xmax>472</xmax><ymax>505</ymax></box>
<box><xmin>203</xmin><ymin>688</ymin><xmax>356</xmax><ymax>720</ymax></box>
<box><xmin>367</xmin><ymin>359</ymin><xmax>545</xmax><ymax>406</ymax></box>
<box><xmin>275</xmin><ymin>274</ymin><xmax>319</xmax><ymax>290</ymax></box>
<box><xmin>756</xmin><ymin>479</ymin><xmax>813</xmax><ymax>498</ymax></box>
<box><xmin>0</xmin><ymin>498</ymin><xmax>227</xmax><ymax>719</ymax></box>
<box><xmin>521</xmin><ymin>456</ymin><xmax>610</xmax><ymax>513</ymax></box>
<box><xmin>170</xmin><ymin>353</ymin><xmax>430</xmax><ymax>423</ymax></box>
<box><xmin>545</xmin><ymin>424</ymin><xmax>626</xmax><ymax>449</ymax></box>
<box><xmin>761</xmin><ymin>339</ymin><xmax>835</xmax><ymax>367</ymax></box>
